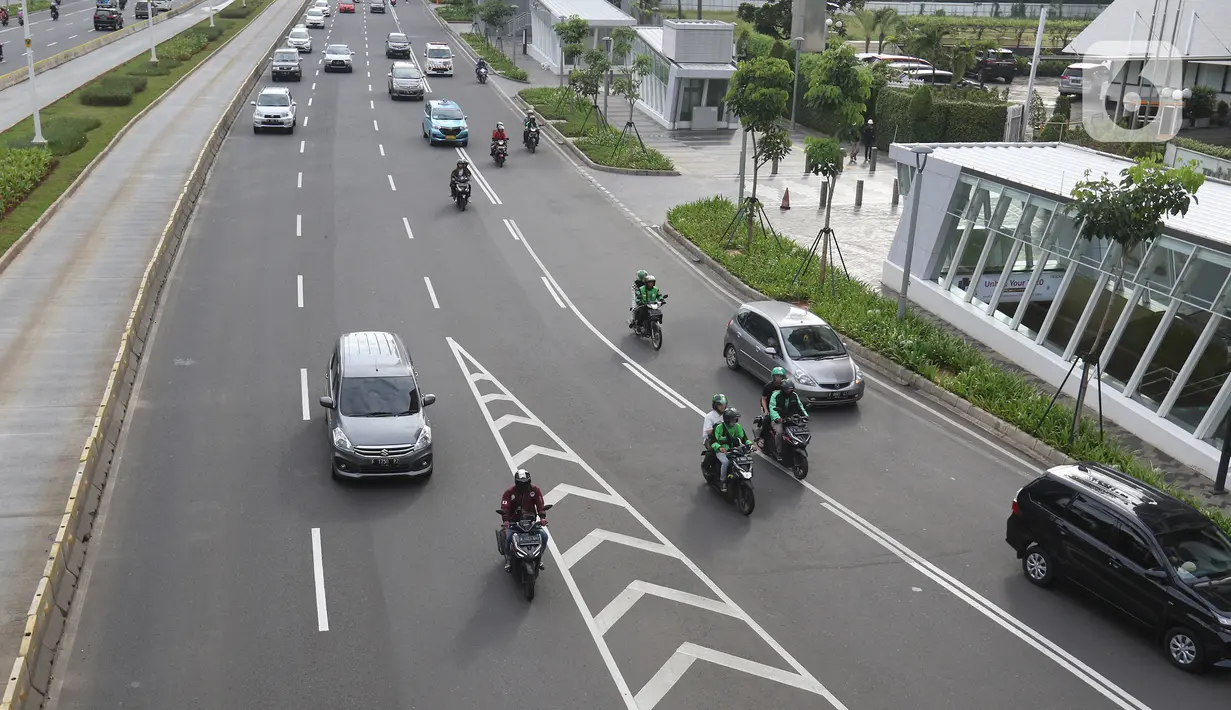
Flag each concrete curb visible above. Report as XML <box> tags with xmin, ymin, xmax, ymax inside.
<box><xmin>0</xmin><ymin>0</ymin><xmax>210</xmax><ymax>92</ymax></box>
<box><xmin>657</xmin><ymin>219</ymin><xmax>1072</xmax><ymax>471</ymax></box>
<box><xmin>511</xmin><ymin>94</ymin><xmax>681</xmax><ymax>176</ymax></box>
<box><xmin>0</xmin><ymin>1</ymin><xmax>309</xmax><ymax>707</ymax></box>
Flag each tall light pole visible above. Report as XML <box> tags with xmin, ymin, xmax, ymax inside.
<box><xmin>209</xmin><ymin>0</ymin><xmax>215</xmax><ymax>27</ymax></box>
<box><xmin>148</xmin><ymin>0</ymin><xmax>159</xmax><ymax>62</ymax></box>
<box><xmin>602</xmin><ymin>35</ymin><xmax>612</xmax><ymax>120</ymax></box>
<box><xmin>20</xmin><ymin>0</ymin><xmax>46</xmax><ymax>145</ymax></box>
<box><xmin>788</xmin><ymin>36</ymin><xmax>803</xmax><ymax>133</ymax></box>
<box><xmin>897</xmin><ymin>145</ymin><xmax>932</xmax><ymax>319</ymax></box>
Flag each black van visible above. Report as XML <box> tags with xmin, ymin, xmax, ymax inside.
<box><xmin>1006</xmin><ymin>462</ymin><xmax>1231</xmax><ymax>671</ymax></box>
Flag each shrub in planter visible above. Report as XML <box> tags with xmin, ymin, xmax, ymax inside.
<box><xmin>200</xmin><ymin>25</ymin><xmax>224</xmax><ymax>41</ymax></box>
<box><xmin>5</xmin><ymin>116</ymin><xmax>101</xmax><ymax>156</ymax></box>
<box><xmin>0</xmin><ymin>147</ymin><xmax>54</xmax><ymax>217</ymax></box>
<box><xmin>219</xmin><ymin>5</ymin><xmax>251</xmax><ymax>17</ymax></box>
<box><xmin>159</xmin><ymin>31</ymin><xmax>209</xmax><ymax>61</ymax></box>
<box><xmin>1187</xmin><ymin>85</ymin><xmax>1217</xmax><ymax>120</ymax></box>
<box><xmin>79</xmin><ymin>77</ymin><xmax>136</xmax><ymax>106</ymax></box>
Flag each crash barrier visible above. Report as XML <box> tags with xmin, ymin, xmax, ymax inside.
<box><xmin>0</xmin><ymin>1</ymin><xmax>311</xmax><ymax>707</ymax></box>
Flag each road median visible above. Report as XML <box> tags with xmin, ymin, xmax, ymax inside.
<box><xmin>663</xmin><ymin>195</ymin><xmax>1231</xmax><ymax>536</ymax></box>
<box><xmin>0</xmin><ymin>1</ymin><xmax>311</xmax><ymax>707</ymax></box>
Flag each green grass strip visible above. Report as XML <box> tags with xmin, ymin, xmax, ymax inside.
<box><xmin>460</xmin><ymin>32</ymin><xmax>526</xmax><ymax>82</ymax></box>
<box><xmin>518</xmin><ymin>87</ymin><xmax>674</xmax><ymax>170</ymax></box>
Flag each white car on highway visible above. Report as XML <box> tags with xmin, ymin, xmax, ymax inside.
<box><xmin>251</xmin><ymin>86</ymin><xmax>297</xmax><ymax>134</ymax></box>
<box><xmin>287</xmin><ymin>27</ymin><xmax>312</xmax><ymax>53</ymax></box>
<box><xmin>304</xmin><ymin>7</ymin><xmax>326</xmax><ymax>28</ymax></box>
<box><xmin>423</xmin><ymin>41</ymin><xmax>454</xmax><ymax>76</ymax></box>
<box><xmin>314</xmin><ymin>0</ymin><xmax>332</xmax><ymax>16</ymax></box>
<box><xmin>324</xmin><ymin>44</ymin><xmax>355</xmax><ymax>73</ymax></box>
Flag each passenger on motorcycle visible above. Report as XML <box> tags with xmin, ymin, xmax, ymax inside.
<box><xmin>710</xmin><ymin>409</ymin><xmax>752</xmax><ymax>492</ymax></box>
<box><xmin>627</xmin><ymin>269</ymin><xmax>648</xmax><ymax>325</ymax></box>
<box><xmin>758</xmin><ymin>366</ymin><xmax>786</xmax><ymax>445</ymax></box>
<box><xmin>702</xmin><ymin>394</ymin><xmax>727</xmax><ymax>448</ymax></box>
<box><xmin>490</xmin><ymin>121</ymin><xmax>508</xmax><ymax>157</ymax></box>
<box><xmin>630</xmin><ymin>274</ymin><xmax>661</xmax><ymax>331</ymax></box>
<box><xmin>500</xmin><ymin>468</ymin><xmax>549</xmax><ymax>572</ymax></box>
<box><xmin>768</xmin><ymin>380</ymin><xmax>807</xmax><ymax>453</ymax></box>
<box><xmin>449</xmin><ymin>159</ymin><xmax>471</xmax><ymax>198</ymax></box>
<box><xmin>523</xmin><ymin>109</ymin><xmax>539</xmax><ymax>144</ymax></box>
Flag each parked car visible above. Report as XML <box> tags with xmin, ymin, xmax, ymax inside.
<box><xmin>422</xmin><ymin>99</ymin><xmax>468</xmax><ymax>145</ymax></box>
<box><xmin>270</xmin><ymin>48</ymin><xmax>303</xmax><ymax>81</ymax></box>
<box><xmin>1007</xmin><ymin>462</ymin><xmax>1231</xmax><ymax>672</ymax></box>
<box><xmin>323</xmin><ymin>43</ymin><xmax>354</xmax><ymax>72</ymax></box>
<box><xmin>856</xmin><ymin>53</ymin><xmax>932</xmax><ymax>67</ymax></box>
<box><xmin>1059</xmin><ymin>61</ymin><xmax>1110</xmax><ymax>97</ymax></box>
<box><xmin>970</xmin><ymin>47</ymin><xmax>1017</xmax><ymax>83</ymax></box>
<box><xmin>251</xmin><ymin>86</ymin><xmax>296</xmax><ymax>134</ymax></box>
<box><xmin>723</xmin><ymin>301</ymin><xmax>864</xmax><ymax>406</ymax></box>
<box><xmin>388</xmin><ymin>62</ymin><xmax>425</xmax><ymax>100</ymax></box>
<box><xmin>93</xmin><ymin>7</ymin><xmax>123</xmax><ymax>30</ymax></box>
<box><xmin>319</xmin><ymin>331</ymin><xmax>436</xmax><ymax>481</ymax></box>
<box><xmin>385</xmin><ymin>31</ymin><xmax>411</xmax><ymax>58</ymax></box>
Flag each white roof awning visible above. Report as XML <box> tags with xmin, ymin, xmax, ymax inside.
<box><xmin>535</xmin><ymin>0</ymin><xmax>635</xmax><ymax>25</ymax></box>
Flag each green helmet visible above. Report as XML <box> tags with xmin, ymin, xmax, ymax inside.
<box><xmin>636</xmin><ymin>269</ymin><xmax>648</xmax><ymax>281</ymax></box>
<box><xmin>711</xmin><ymin>393</ymin><xmax>727</xmax><ymax>410</ymax></box>
<box><xmin>771</xmin><ymin>367</ymin><xmax>787</xmax><ymax>378</ymax></box>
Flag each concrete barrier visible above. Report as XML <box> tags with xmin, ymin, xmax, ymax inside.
<box><xmin>0</xmin><ymin>0</ymin><xmax>210</xmax><ymax>92</ymax></box>
<box><xmin>0</xmin><ymin>1</ymin><xmax>311</xmax><ymax>707</ymax></box>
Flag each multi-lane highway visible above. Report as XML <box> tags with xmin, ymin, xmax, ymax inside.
<box><xmin>0</xmin><ymin>0</ymin><xmax>118</xmax><ymax>60</ymax></box>
<box><xmin>42</xmin><ymin>1</ymin><xmax>1231</xmax><ymax>708</ymax></box>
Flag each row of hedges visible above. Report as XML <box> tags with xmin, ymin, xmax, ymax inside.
<box><xmin>1173</xmin><ymin>136</ymin><xmax>1231</xmax><ymax>161</ymax></box>
<box><xmin>0</xmin><ymin>148</ymin><xmax>54</xmax><ymax>218</ymax></box>
<box><xmin>666</xmin><ymin>195</ymin><xmax>1231</xmax><ymax>536</ymax></box>
<box><xmin>518</xmin><ymin>87</ymin><xmax>674</xmax><ymax>170</ymax></box>
<box><xmin>460</xmin><ymin>33</ymin><xmax>528</xmax><ymax>82</ymax></box>
<box><xmin>874</xmin><ymin>86</ymin><xmax>1008</xmax><ymax>149</ymax></box>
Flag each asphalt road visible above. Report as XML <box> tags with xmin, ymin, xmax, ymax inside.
<box><xmin>43</xmin><ymin>2</ymin><xmax>1231</xmax><ymax>709</ymax></box>
<box><xmin>0</xmin><ymin>0</ymin><xmax>203</xmax><ymax>67</ymax></box>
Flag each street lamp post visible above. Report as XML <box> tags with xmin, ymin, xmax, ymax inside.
<box><xmin>602</xmin><ymin>35</ymin><xmax>612</xmax><ymax>121</ymax></box>
<box><xmin>210</xmin><ymin>0</ymin><xmax>215</xmax><ymax>27</ymax></box>
<box><xmin>148</xmin><ymin>0</ymin><xmax>159</xmax><ymax>62</ymax></box>
<box><xmin>824</xmin><ymin>16</ymin><xmax>842</xmax><ymax>52</ymax></box>
<box><xmin>897</xmin><ymin>145</ymin><xmax>933</xmax><ymax>320</ymax></box>
<box><xmin>20</xmin><ymin>0</ymin><xmax>46</xmax><ymax>145</ymax></box>
<box><xmin>788</xmin><ymin>36</ymin><xmax>803</xmax><ymax>133</ymax></box>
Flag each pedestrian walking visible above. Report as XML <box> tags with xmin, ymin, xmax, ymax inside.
<box><xmin>862</xmin><ymin>120</ymin><xmax>876</xmax><ymax>163</ymax></box>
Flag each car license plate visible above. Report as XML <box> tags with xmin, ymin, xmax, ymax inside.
<box><xmin>445</xmin><ymin>135</ymin><xmax>455</xmax><ymax>140</ymax></box>
<box><xmin>376</xmin><ymin>457</ymin><xmax>399</xmax><ymax>466</ymax></box>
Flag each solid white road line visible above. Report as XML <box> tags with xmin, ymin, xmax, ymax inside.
<box><xmin>622</xmin><ymin>363</ymin><xmax>685</xmax><ymax>409</ymax></box>
<box><xmin>296</xmin><ymin>214</ymin><xmax>302</xmax><ymax>237</ymax></box>
<box><xmin>311</xmin><ymin>528</ymin><xmax>329</xmax><ymax>632</ymax></box>
<box><xmin>402</xmin><ymin>217</ymin><xmax>413</xmax><ymax>239</ymax></box>
<box><xmin>297</xmin><ymin>171</ymin><xmax>303</xmax><ymax>188</ymax></box>
<box><xmin>502</xmin><ymin>218</ymin><xmax>521</xmax><ymax>240</ymax></box>
<box><xmin>540</xmin><ymin>276</ymin><xmax>565</xmax><ymax>308</ymax></box>
<box><xmin>423</xmin><ymin>277</ymin><xmax>439</xmax><ymax>308</ymax></box>
<box><xmin>299</xmin><ymin>369</ymin><xmax>310</xmax><ymax>420</ymax></box>
<box><xmin>373</xmin><ymin>118</ymin><xmax>379</xmax><ymax>131</ymax></box>
<box><xmin>379</xmin><ymin>143</ymin><xmax>385</xmax><ymax>156</ymax></box>
<box><xmin>297</xmin><ymin>275</ymin><xmax>304</xmax><ymax>308</ymax></box>
<box><xmin>454</xmin><ymin>147</ymin><xmax>501</xmax><ymax>204</ymax></box>
<box><xmin>387</xmin><ymin>174</ymin><xmax>396</xmax><ymax>191</ymax></box>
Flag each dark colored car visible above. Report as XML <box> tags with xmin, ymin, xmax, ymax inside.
<box><xmin>270</xmin><ymin>48</ymin><xmax>303</xmax><ymax>81</ymax></box>
<box><xmin>134</xmin><ymin>0</ymin><xmax>150</xmax><ymax>18</ymax></box>
<box><xmin>318</xmin><ymin>332</ymin><xmax>436</xmax><ymax>480</ymax></box>
<box><xmin>971</xmin><ymin>48</ymin><xmax>1016</xmax><ymax>83</ymax></box>
<box><xmin>94</xmin><ymin>7</ymin><xmax>124</xmax><ymax>30</ymax></box>
<box><xmin>385</xmin><ymin>32</ymin><xmax>410</xmax><ymax>59</ymax></box>
<box><xmin>1006</xmin><ymin>462</ymin><xmax>1231</xmax><ymax>672</ymax></box>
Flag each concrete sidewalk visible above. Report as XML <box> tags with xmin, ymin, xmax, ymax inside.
<box><xmin>0</xmin><ymin>0</ymin><xmax>305</xmax><ymax>669</ymax></box>
<box><xmin>0</xmin><ymin>0</ymin><xmax>227</xmax><ymax>133</ymax></box>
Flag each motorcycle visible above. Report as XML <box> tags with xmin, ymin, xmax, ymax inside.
<box><xmin>452</xmin><ymin>175</ymin><xmax>471</xmax><ymax>211</ymax></box>
<box><xmin>477</xmin><ymin>66</ymin><xmax>488</xmax><ymax>84</ymax></box>
<box><xmin>19</xmin><ymin>13</ymin><xmax>24</xmax><ymax>26</ymax></box>
<box><xmin>524</xmin><ymin>125</ymin><xmax>539</xmax><ymax>153</ymax></box>
<box><xmin>492</xmin><ymin>139</ymin><xmax>507</xmax><ymax>168</ymax></box>
<box><xmin>495</xmin><ymin>504</ymin><xmax>553</xmax><ymax>601</ymax></box>
<box><xmin>50</xmin><ymin>6</ymin><xmax>58</xmax><ymax>20</ymax></box>
<box><xmin>701</xmin><ymin>443</ymin><xmax>756</xmax><ymax>515</ymax></box>
<box><xmin>632</xmin><ymin>295</ymin><xmax>667</xmax><ymax>351</ymax></box>
<box><xmin>754</xmin><ymin>413</ymin><xmax>810</xmax><ymax>479</ymax></box>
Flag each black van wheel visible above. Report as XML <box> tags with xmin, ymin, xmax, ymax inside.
<box><xmin>1021</xmin><ymin>544</ymin><xmax>1057</xmax><ymax>587</ymax></box>
<box><xmin>1164</xmin><ymin>627</ymin><xmax>1206</xmax><ymax>672</ymax></box>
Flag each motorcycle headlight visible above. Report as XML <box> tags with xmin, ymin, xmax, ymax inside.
<box><xmin>414</xmin><ymin>424</ymin><xmax>431</xmax><ymax>450</ymax></box>
<box><xmin>331</xmin><ymin>427</ymin><xmax>353</xmax><ymax>452</ymax></box>
<box><xmin>794</xmin><ymin>369</ymin><xmax>817</xmax><ymax>387</ymax></box>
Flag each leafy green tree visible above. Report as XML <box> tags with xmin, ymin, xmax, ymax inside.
<box><xmin>553</xmin><ymin>15</ymin><xmax>589</xmax><ymax>67</ymax></box>
<box><xmin>612</xmin><ymin>54</ymin><xmax>652</xmax><ymax>125</ymax></box>
<box><xmin>570</xmin><ymin>48</ymin><xmax>610</xmax><ymax>124</ymax></box>
<box><xmin>477</xmin><ymin>0</ymin><xmax>514</xmax><ymax>37</ymax></box>
<box><xmin>804</xmin><ymin>137</ymin><xmax>845</xmax><ymax>287</ymax></box>
<box><xmin>725</xmin><ymin>56</ymin><xmax>794</xmax><ymax>249</ymax></box>
<box><xmin>752</xmin><ymin>0</ymin><xmax>791</xmax><ymax>39</ymax></box>
<box><xmin>1068</xmin><ymin>159</ymin><xmax>1205</xmax><ymax>362</ymax></box>
<box><xmin>631</xmin><ymin>0</ymin><xmax>661</xmax><ymax>24</ymax></box>
<box><xmin>610</xmin><ymin>25</ymin><xmax>636</xmax><ymax>64</ymax></box>
<box><xmin>804</xmin><ymin>44</ymin><xmax>873</xmax><ymax>148</ymax></box>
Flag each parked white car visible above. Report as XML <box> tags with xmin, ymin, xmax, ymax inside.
<box><xmin>252</xmin><ymin>86</ymin><xmax>297</xmax><ymax>134</ymax></box>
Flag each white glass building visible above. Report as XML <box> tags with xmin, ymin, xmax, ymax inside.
<box><xmin>629</xmin><ymin>21</ymin><xmax>738</xmax><ymax>130</ymax></box>
<box><xmin>883</xmin><ymin>142</ymin><xmax>1231</xmax><ymax>478</ymax></box>
<box><xmin>526</xmin><ymin>0</ymin><xmax>637</xmax><ymax>76</ymax></box>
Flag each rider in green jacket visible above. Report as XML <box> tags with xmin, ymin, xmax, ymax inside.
<box><xmin>632</xmin><ymin>275</ymin><xmax>661</xmax><ymax>331</ymax></box>
<box><xmin>710</xmin><ymin>408</ymin><xmax>751</xmax><ymax>491</ymax></box>
<box><xmin>768</xmin><ymin>380</ymin><xmax>807</xmax><ymax>454</ymax></box>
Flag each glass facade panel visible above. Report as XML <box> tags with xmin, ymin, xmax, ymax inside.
<box><xmin>705</xmin><ymin>78</ymin><xmax>728</xmax><ymax>122</ymax></box>
<box><xmin>936</xmin><ymin>180</ymin><xmax>1006</xmax><ymax>294</ymax></box>
<box><xmin>678</xmin><ymin>78</ymin><xmax>704</xmax><ymax>122</ymax></box>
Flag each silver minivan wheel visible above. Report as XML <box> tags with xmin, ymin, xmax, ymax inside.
<box><xmin>724</xmin><ymin>344</ymin><xmax>739</xmax><ymax>370</ymax></box>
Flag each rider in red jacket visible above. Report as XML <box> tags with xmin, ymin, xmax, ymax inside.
<box><xmin>500</xmin><ymin>468</ymin><xmax>548</xmax><ymax>571</ymax></box>
<box><xmin>491</xmin><ymin>122</ymin><xmax>508</xmax><ymax>157</ymax></box>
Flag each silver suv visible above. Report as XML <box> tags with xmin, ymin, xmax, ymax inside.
<box><xmin>251</xmin><ymin>86</ymin><xmax>297</xmax><ymax>134</ymax></box>
<box><xmin>388</xmin><ymin>62</ymin><xmax>425</xmax><ymax>100</ymax></box>
<box><xmin>270</xmin><ymin>48</ymin><xmax>302</xmax><ymax>81</ymax></box>
<box><xmin>324</xmin><ymin>44</ymin><xmax>354</xmax><ymax>73</ymax></box>
<box><xmin>287</xmin><ymin>27</ymin><xmax>312</xmax><ymax>53</ymax></box>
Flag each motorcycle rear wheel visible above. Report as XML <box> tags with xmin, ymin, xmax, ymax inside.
<box><xmin>736</xmin><ymin>484</ymin><xmax>755</xmax><ymax>516</ymax></box>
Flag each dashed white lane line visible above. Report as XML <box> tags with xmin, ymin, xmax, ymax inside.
<box><xmin>368</xmin><ymin>83</ymin><xmax>371</xmax><ymax>91</ymax></box>
<box><xmin>299</xmin><ymin>140</ymin><xmax>305</xmax><ymax>153</ymax></box>
<box><xmin>367</xmin><ymin>71</ymin><xmax>370</xmax><ymax>77</ymax></box>
<box><xmin>296</xmin><ymin>214</ymin><xmax>303</xmax><ymax>237</ymax></box>
<box><xmin>423</xmin><ymin>277</ymin><xmax>440</xmax><ymax>308</ymax></box>
<box><xmin>315</xmin><ymin>69</ymin><xmax>319</xmax><ymax>76</ymax></box>
<box><xmin>46</xmin><ymin>41</ymin><xmax>57</xmax><ymax>47</ymax></box>
<box><xmin>308</xmin><ymin>97</ymin><xmax>313</xmax><ymax>106</ymax></box>
<box><xmin>299</xmin><ymin>369</ymin><xmax>311</xmax><ymax>421</ymax></box>
<box><xmin>387</xmin><ymin>174</ymin><xmax>396</xmax><ymax>191</ymax></box>
<box><xmin>297</xmin><ymin>275</ymin><xmax>304</xmax><ymax>308</ymax></box>
<box><xmin>379</xmin><ymin>144</ymin><xmax>385</xmax><ymax>156</ymax></box>
<box><xmin>311</xmin><ymin>528</ymin><xmax>329</xmax><ymax>632</ymax></box>
<box><xmin>311</xmin><ymin>82</ymin><xmax>316</xmax><ymax>90</ymax></box>
<box><xmin>541</xmin><ymin>276</ymin><xmax>566</xmax><ymax>308</ymax></box>
<box><xmin>402</xmin><ymin>217</ymin><xmax>413</xmax><ymax>239</ymax></box>
<box><xmin>369</xmin><ymin>99</ymin><xmax>374</xmax><ymax>109</ymax></box>
<box><xmin>303</xmin><ymin>116</ymin><xmax>309</xmax><ymax>127</ymax></box>
<box><xmin>297</xmin><ymin>171</ymin><xmax>302</xmax><ymax>188</ymax></box>
<box><xmin>69</xmin><ymin>34</ymin><xmax>78</xmax><ymax>39</ymax></box>
<box><xmin>373</xmin><ymin>119</ymin><xmax>379</xmax><ymax>131</ymax></box>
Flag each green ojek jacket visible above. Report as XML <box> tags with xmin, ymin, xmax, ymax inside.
<box><xmin>711</xmin><ymin>422</ymin><xmax>750</xmax><ymax>451</ymax></box>
<box><xmin>769</xmin><ymin>389</ymin><xmax>805</xmax><ymax>421</ymax></box>
<box><xmin>637</xmin><ymin>285</ymin><xmax>661</xmax><ymax>305</ymax></box>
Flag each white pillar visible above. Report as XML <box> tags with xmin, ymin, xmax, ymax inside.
<box><xmin>20</xmin><ymin>0</ymin><xmax>45</xmax><ymax>145</ymax></box>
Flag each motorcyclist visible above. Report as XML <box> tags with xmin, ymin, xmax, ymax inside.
<box><xmin>767</xmin><ymin>379</ymin><xmax>807</xmax><ymax>456</ymax></box>
<box><xmin>758</xmin><ymin>366</ymin><xmax>786</xmax><ymax>445</ymax></box>
<box><xmin>490</xmin><ymin>121</ymin><xmax>508</xmax><ymax>157</ymax></box>
<box><xmin>448</xmin><ymin>159</ymin><xmax>471</xmax><ymax>199</ymax></box>
<box><xmin>627</xmin><ymin>269</ymin><xmax>647</xmax><ymax>326</ymax></box>
<box><xmin>475</xmin><ymin>57</ymin><xmax>488</xmax><ymax>78</ymax></box>
<box><xmin>50</xmin><ymin>3</ymin><xmax>58</xmax><ymax>20</ymax></box>
<box><xmin>523</xmin><ymin>109</ymin><xmax>539</xmax><ymax>146</ymax></box>
<box><xmin>500</xmin><ymin>468</ymin><xmax>548</xmax><ymax>572</ymax></box>
<box><xmin>702</xmin><ymin>393</ymin><xmax>727</xmax><ymax>449</ymax></box>
<box><xmin>631</xmin><ymin>274</ymin><xmax>661</xmax><ymax>331</ymax></box>
<box><xmin>710</xmin><ymin>408</ymin><xmax>752</xmax><ymax>492</ymax></box>
<box><xmin>0</xmin><ymin>7</ymin><xmax>9</xmax><ymax>25</ymax></box>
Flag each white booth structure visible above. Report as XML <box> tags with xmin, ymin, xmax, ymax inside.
<box><xmin>882</xmin><ymin>142</ymin><xmax>1231</xmax><ymax>478</ymax></box>
<box><xmin>527</xmin><ymin>0</ymin><xmax>637</xmax><ymax>76</ymax></box>
<box><xmin>630</xmin><ymin>20</ymin><xmax>739</xmax><ymax>130</ymax></box>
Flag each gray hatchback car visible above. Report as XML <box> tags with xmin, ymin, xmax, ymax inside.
<box><xmin>319</xmin><ymin>332</ymin><xmax>436</xmax><ymax>480</ymax></box>
<box><xmin>723</xmin><ymin>301</ymin><xmax>864</xmax><ymax>406</ymax></box>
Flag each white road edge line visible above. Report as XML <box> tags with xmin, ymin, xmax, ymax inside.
<box><xmin>299</xmin><ymin>368</ymin><xmax>310</xmax><ymax>421</ymax></box>
<box><xmin>297</xmin><ymin>275</ymin><xmax>304</xmax><ymax>308</ymax></box>
<box><xmin>310</xmin><ymin>528</ymin><xmax>329</xmax><ymax>632</ymax></box>
<box><xmin>502</xmin><ymin>220</ymin><xmax>1154</xmax><ymax>710</ymax></box>
<box><xmin>387</xmin><ymin>174</ymin><xmax>397</xmax><ymax>191</ymax></box>
<box><xmin>296</xmin><ymin>214</ymin><xmax>302</xmax><ymax>237</ymax></box>
<box><xmin>402</xmin><ymin>217</ymin><xmax>413</xmax><ymax>239</ymax></box>
<box><xmin>540</xmin><ymin>276</ymin><xmax>565</xmax><ymax>308</ymax></box>
<box><xmin>423</xmin><ymin>277</ymin><xmax>439</xmax><ymax>308</ymax></box>
<box><xmin>622</xmin><ymin>363</ymin><xmax>686</xmax><ymax>409</ymax></box>
<box><xmin>502</xmin><ymin>218</ymin><xmax>521</xmax><ymax>240</ymax></box>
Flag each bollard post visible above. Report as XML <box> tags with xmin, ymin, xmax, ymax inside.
<box><xmin>870</xmin><ymin>149</ymin><xmax>877</xmax><ymax>172</ymax></box>
<box><xmin>891</xmin><ymin>178</ymin><xmax>899</xmax><ymax>206</ymax></box>
<box><xmin>855</xmin><ymin>180</ymin><xmax>864</xmax><ymax>207</ymax></box>
<box><xmin>818</xmin><ymin>180</ymin><xmax>828</xmax><ymax>208</ymax></box>
<box><xmin>771</xmin><ymin>157</ymin><xmax>779</xmax><ymax>176</ymax></box>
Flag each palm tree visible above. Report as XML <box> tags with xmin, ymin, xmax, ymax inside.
<box><xmin>875</xmin><ymin>8</ymin><xmax>906</xmax><ymax>52</ymax></box>
<box><xmin>852</xmin><ymin>8</ymin><xmax>880</xmax><ymax>52</ymax></box>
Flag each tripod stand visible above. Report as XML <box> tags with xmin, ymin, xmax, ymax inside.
<box><xmin>794</xmin><ymin>226</ymin><xmax>849</xmax><ymax>294</ymax></box>
<box><xmin>612</xmin><ymin>120</ymin><xmax>646</xmax><ymax>160</ymax></box>
<box><xmin>721</xmin><ymin>196</ymin><xmax>784</xmax><ymax>252</ymax></box>
<box><xmin>1031</xmin><ymin>351</ymin><xmax>1105</xmax><ymax>447</ymax></box>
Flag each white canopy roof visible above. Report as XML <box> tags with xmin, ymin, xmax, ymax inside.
<box><xmin>1066</xmin><ymin>0</ymin><xmax>1231</xmax><ymax>61</ymax></box>
<box><xmin>535</xmin><ymin>0</ymin><xmax>635</xmax><ymax>25</ymax></box>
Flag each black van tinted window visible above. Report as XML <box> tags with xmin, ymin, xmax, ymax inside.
<box><xmin>1062</xmin><ymin>495</ymin><xmax>1120</xmax><ymax>547</ymax></box>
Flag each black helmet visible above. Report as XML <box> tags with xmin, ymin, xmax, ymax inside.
<box><xmin>782</xmin><ymin>379</ymin><xmax>796</xmax><ymax>393</ymax></box>
<box><xmin>513</xmin><ymin>468</ymin><xmax>531</xmax><ymax>490</ymax></box>
<box><xmin>723</xmin><ymin>407</ymin><xmax>740</xmax><ymax>425</ymax></box>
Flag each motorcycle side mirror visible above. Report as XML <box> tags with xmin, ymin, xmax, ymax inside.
<box><xmin>496</xmin><ymin>509</ymin><xmax>505</xmax><ymax>516</ymax></box>
<box><xmin>422</xmin><ymin>393</ymin><xmax>436</xmax><ymax>406</ymax></box>
<box><xmin>387</xmin><ymin>72</ymin><xmax>392</xmax><ymax>76</ymax></box>
<box><xmin>543</xmin><ymin>504</ymin><xmax>554</xmax><ymax>511</ymax></box>
<box><xmin>318</xmin><ymin>395</ymin><xmax>336</xmax><ymax>409</ymax></box>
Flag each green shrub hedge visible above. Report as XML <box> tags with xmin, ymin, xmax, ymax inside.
<box><xmin>0</xmin><ymin>147</ymin><xmax>54</xmax><ymax>218</ymax></box>
<box><xmin>667</xmin><ymin>195</ymin><xmax>1231</xmax><ymax>536</ymax></box>
<box><xmin>875</xmin><ymin>86</ymin><xmax>1008</xmax><ymax>148</ymax></box>
<box><xmin>4</xmin><ymin>116</ymin><xmax>101</xmax><ymax>156</ymax></box>
<box><xmin>518</xmin><ymin>87</ymin><xmax>674</xmax><ymax>169</ymax></box>
<box><xmin>1173</xmin><ymin>136</ymin><xmax>1231</xmax><ymax>161</ymax></box>
<box><xmin>159</xmin><ymin>29</ymin><xmax>211</xmax><ymax>61</ymax></box>
<box><xmin>79</xmin><ymin>75</ymin><xmax>142</xmax><ymax>106</ymax></box>
<box><xmin>218</xmin><ymin>4</ymin><xmax>251</xmax><ymax>18</ymax></box>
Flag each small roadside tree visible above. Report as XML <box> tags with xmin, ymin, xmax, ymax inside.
<box><xmin>631</xmin><ymin>0</ymin><xmax>661</xmax><ymax>24</ymax></box>
<box><xmin>610</xmin><ymin>25</ymin><xmax>637</xmax><ymax>64</ymax></box>
<box><xmin>553</xmin><ymin>14</ymin><xmax>589</xmax><ymax>74</ymax></box>
<box><xmin>571</xmin><ymin>48</ymin><xmax>611</xmax><ymax>129</ymax></box>
<box><xmin>478</xmin><ymin>0</ymin><xmax>515</xmax><ymax>43</ymax></box>
<box><xmin>804</xmin><ymin>137</ymin><xmax>845</xmax><ymax>288</ymax></box>
<box><xmin>804</xmin><ymin>44</ymin><xmax>872</xmax><ymax>156</ymax></box>
<box><xmin>724</xmin><ymin>55</ymin><xmax>794</xmax><ymax>250</ymax></box>
<box><xmin>612</xmin><ymin>53</ymin><xmax>652</xmax><ymax>127</ymax></box>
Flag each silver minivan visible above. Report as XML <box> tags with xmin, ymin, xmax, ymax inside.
<box><xmin>724</xmin><ymin>301</ymin><xmax>864</xmax><ymax>406</ymax></box>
